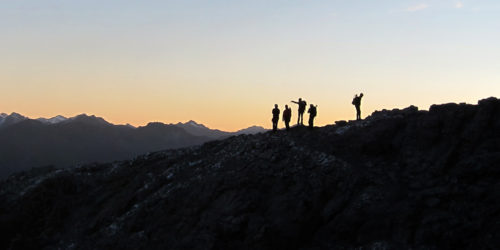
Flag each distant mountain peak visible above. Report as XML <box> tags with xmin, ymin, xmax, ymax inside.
<box><xmin>9</xmin><ymin>112</ymin><xmax>26</xmax><ymax>119</ymax></box>
<box><xmin>146</xmin><ymin>122</ymin><xmax>167</xmax><ymax>127</ymax></box>
<box><xmin>37</xmin><ymin>115</ymin><xmax>67</xmax><ymax>124</ymax></box>
<box><xmin>185</xmin><ymin>120</ymin><xmax>208</xmax><ymax>128</ymax></box>
<box><xmin>0</xmin><ymin>112</ymin><xmax>28</xmax><ymax>128</ymax></box>
<box><xmin>0</xmin><ymin>113</ymin><xmax>8</xmax><ymax>118</ymax></box>
<box><xmin>67</xmin><ymin>114</ymin><xmax>111</xmax><ymax>126</ymax></box>
<box><xmin>234</xmin><ymin>125</ymin><xmax>267</xmax><ymax>135</ymax></box>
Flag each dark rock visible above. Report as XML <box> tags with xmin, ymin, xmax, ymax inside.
<box><xmin>335</xmin><ymin>120</ymin><xmax>348</xmax><ymax>127</ymax></box>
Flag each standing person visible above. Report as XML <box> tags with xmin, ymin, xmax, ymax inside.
<box><xmin>352</xmin><ymin>93</ymin><xmax>364</xmax><ymax>120</ymax></box>
<box><xmin>307</xmin><ymin>104</ymin><xmax>317</xmax><ymax>128</ymax></box>
<box><xmin>282</xmin><ymin>105</ymin><xmax>292</xmax><ymax>131</ymax></box>
<box><xmin>272</xmin><ymin>104</ymin><xmax>280</xmax><ymax>132</ymax></box>
<box><xmin>291</xmin><ymin>98</ymin><xmax>307</xmax><ymax>126</ymax></box>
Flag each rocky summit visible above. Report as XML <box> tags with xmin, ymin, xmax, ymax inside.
<box><xmin>1</xmin><ymin>98</ymin><xmax>499</xmax><ymax>250</ymax></box>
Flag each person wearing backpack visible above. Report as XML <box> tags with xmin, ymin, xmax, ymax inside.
<box><xmin>307</xmin><ymin>104</ymin><xmax>317</xmax><ymax>128</ymax></box>
<box><xmin>282</xmin><ymin>105</ymin><xmax>292</xmax><ymax>131</ymax></box>
<box><xmin>291</xmin><ymin>98</ymin><xmax>307</xmax><ymax>126</ymax></box>
<box><xmin>352</xmin><ymin>93</ymin><xmax>364</xmax><ymax>120</ymax></box>
<box><xmin>272</xmin><ymin>104</ymin><xmax>280</xmax><ymax>132</ymax></box>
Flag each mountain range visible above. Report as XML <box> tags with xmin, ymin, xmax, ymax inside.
<box><xmin>1</xmin><ymin>97</ymin><xmax>498</xmax><ymax>249</ymax></box>
<box><xmin>0</xmin><ymin>113</ymin><xmax>266</xmax><ymax>178</ymax></box>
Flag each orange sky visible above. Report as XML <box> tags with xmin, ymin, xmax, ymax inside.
<box><xmin>1</xmin><ymin>1</ymin><xmax>499</xmax><ymax>131</ymax></box>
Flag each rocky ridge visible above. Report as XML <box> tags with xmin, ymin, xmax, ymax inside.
<box><xmin>0</xmin><ymin>97</ymin><xmax>499</xmax><ymax>249</ymax></box>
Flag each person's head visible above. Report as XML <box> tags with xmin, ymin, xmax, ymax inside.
<box><xmin>355</xmin><ymin>94</ymin><xmax>358</xmax><ymax>97</ymax></box>
<box><xmin>310</xmin><ymin>104</ymin><xmax>314</xmax><ymax>107</ymax></box>
<box><xmin>285</xmin><ymin>105</ymin><xmax>288</xmax><ymax>109</ymax></box>
<box><xmin>299</xmin><ymin>98</ymin><xmax>302</xmax><ymax>101</ymax></box>
<box><xmin>360</xmin><ymin>93</ymin><xmax>364</xmax><ymax>97</ymax></box>
<box><xmin>274</xmin><ymin>104</ymin><xmax>278</xmax><ymax>108</ymax></box>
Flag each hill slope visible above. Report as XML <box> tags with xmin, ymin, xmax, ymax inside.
<box><xmin>0</xmin><ymin>98</ymin><xmax>499</xmax><ymax>249</ymax></box>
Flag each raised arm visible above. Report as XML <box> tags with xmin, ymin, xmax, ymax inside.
<box><xmin>291</xmin><ymin>100</ymin><xmax>299</xmax><ymax>104</ymax></box>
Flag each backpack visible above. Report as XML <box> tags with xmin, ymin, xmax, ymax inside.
<box><xmin>310</xmin><ymin>106</ymin><xmax>317</xmax><ymax>117</ymax></box>
<box><xmin>352</xmin><ymin>97</ymin><xmax>360</xmax><ymax>106</ymax></box>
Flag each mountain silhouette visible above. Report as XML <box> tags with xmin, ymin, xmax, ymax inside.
<box><xmin>173</xmin><ymin>120</ymin><xmax>267</xmax><ymax>139</ymax></box>
<box><xmin>36</xmin><ymin>115</ymin><xmax>68</xmax><ymax>124</ymax></box>
<box><xmin>0</xmin><ymin>114</ymin><xmax>266</xmax><ymax>178</ymax></box>
<box><xmin>0</xmin><ymin>112</ymin><xmax>28</xmax><ymax>129</ymax></box>
<box><xmin>1</xmin><ymin>97</ymin><xmax>498</xmax><ymax>249</ymax></box>
<box><xmin>173</xmin><ymin>120</ymin><xmax>232</xmax><ymax>138</ymax></box>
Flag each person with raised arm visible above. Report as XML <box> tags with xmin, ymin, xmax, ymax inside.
<box><xmin>291</xmin><ymin>98</ymin><xmax>307</xmax><ymax>126</ymax></box>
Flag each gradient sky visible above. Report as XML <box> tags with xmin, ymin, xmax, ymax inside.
<box><xmin>1</xmin><ymin>0</ymin><xmax>499</xmax><ymax>131</ymax></box>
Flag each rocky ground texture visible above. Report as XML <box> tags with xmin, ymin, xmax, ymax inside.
<box><xmin>1</xmin><ymin>98</ymin><xmax>499</xmax><ymax>250</ymax></box>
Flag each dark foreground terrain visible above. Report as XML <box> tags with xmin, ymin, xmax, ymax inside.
<box><xmin>1</xmin><ymin>98</ymin><xmax>499</xmax><ymax>249</ymax></box>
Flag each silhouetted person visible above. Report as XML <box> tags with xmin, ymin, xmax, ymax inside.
<box><xmin>352</xmin><ymin>93</ymin><xmax>364</xmax><ymax>120</ymax></box>
<box><xmin>282</xmin><ymin>105</ymin><xmax>292</xmax><ymax>131</ymax></box>
<box><xmin>291</xmin><ymin>98</ymin><xmax>307</xmax><ymax>126</ymax></box>
<box><xmin>272</xmin><ymin>104</ymin><xmax>280</xmax><ymax>132</ymax></box>
<box><xmin>308</xmin><ymin>104</ymin><xmax>317</xmax><ymax>128</ymax></box>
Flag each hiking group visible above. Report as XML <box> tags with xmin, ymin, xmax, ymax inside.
<box><xmin>272</xmin><ymin>98</ymin><xmax>317</xmax><ymax>132</ymax></box>
<box><xmin>272</xmin><ymin>93</ymin><xmax>363</xmax><ymax>131</ymax></box>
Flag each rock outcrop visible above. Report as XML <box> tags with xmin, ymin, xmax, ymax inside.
<box><xmin>1</xmin><ymin>98</ymin><xmax>499</xmax><ymax>249</ymax></box>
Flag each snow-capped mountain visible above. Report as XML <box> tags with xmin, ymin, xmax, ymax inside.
<box><xmin>0</xmin><ymin>112</ymin><xmax>28</xmax><ymax>128</ymax></box>
<box><xmin>175</xmin><ymin>120</ymin><xmax>267</xmax><ymax>138</ymax></box>
<box><xmin>37</xmin><ymin>115</ymin><xmax>68</xmax><ymax>124</ymax></box>
<box><xmin>0</xmin><ymin>113</ymin><xmax>7</xmax><ymax>125</ymax></box>
<box><xmin>174</xmin><ymin>120</ymin><xmax>231</xmax><ymax>138</ymax></box>
<box><xmin>0</xmin><ymin>113</ymin><xmax>266</xmax><ymax>136</ymax></box>
<box><xmin>0</xmin><ymin>113</ymin><xmax>266</xmax><ymax>178</ymax></box>
<box><xmin>0</xmin><ymin>113</ymin><xmax>68</xmax><ymax>128</ymax></box>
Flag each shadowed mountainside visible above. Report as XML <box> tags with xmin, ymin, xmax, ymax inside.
<box><xmin>0</xmin><ymin>115</ymin><xmax>210</xmax><ymax>178</ymax></box>
<box><xmin>0</xmin><ymin>97</ymin><xmax>499</xmax><ymax>249</ymax></box>
<box><xmin>0</xmin><ymin>115</ymin><xmax>266</xmax><ymax>178</ymax></box>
